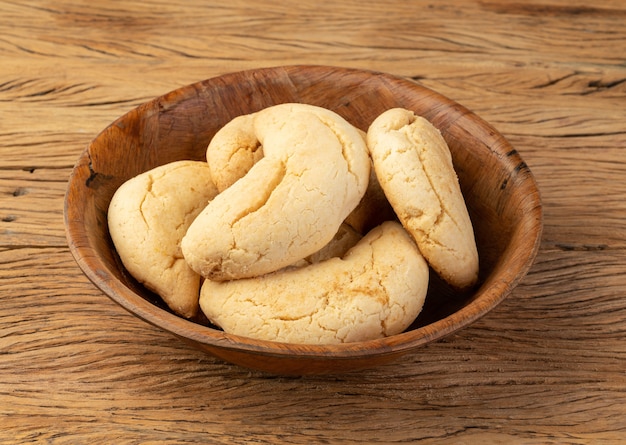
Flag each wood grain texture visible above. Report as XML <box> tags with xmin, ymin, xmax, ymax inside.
<box><xmin>1</xmin><ymin>0</ymin><xmax>625</xmax><ymax>443</ymax></box>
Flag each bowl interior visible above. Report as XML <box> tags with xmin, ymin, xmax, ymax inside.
<box><xmin>65</xmin><ymin>65</ymin><xmax>542</xmax><ymax>374</ymax></box>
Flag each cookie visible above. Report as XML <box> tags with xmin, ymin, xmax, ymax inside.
<box><xmin>108</xmin><ymin>160</ymin><xmax>219</xmax><ymax>318</ymax></box>
<box><xmin>199</xmin><ymin>221</ymin><xmax>429</xmax><ymax>344</ymax></box>
<box><xmin>366</xmin><ymin>108</ymin><xmax>479</xmax><ymax>289</ymax></box>
<box><xmin>181</xmin><ymin>103</ymin><xmax>371</xmax><ymax>281</ymax></box>
<box><xmin>206</xmin><ymin>112</ymin><xmax>263</xmax><ymax>192</ymax></box>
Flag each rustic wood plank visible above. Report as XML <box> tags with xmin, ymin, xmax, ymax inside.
<box><xmin>2</xmin><ymin>247</ymin><xmax>625</xmax><ymax>443</ymax></box>
<box><xmin>0</xmin><ymin>168</ymin><xmax>70</xmax><ymax>247</ymax></box>
<box><xmin>2</xmin><ymin>0</ymin><xmax>626</xmax><ymax>442</ymax></box>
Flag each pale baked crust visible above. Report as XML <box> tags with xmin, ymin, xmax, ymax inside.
<box><xmin>182</xmin><ymin>103</ymin><xmax>371</xmax><ymax>281</ymax></box>
<box><xmin>366</xmin><ymin>108</ymin><xmax>479</xmax><ymax>289</ymax></box>
<box><xmin>199</xmin><ymin>221</ymin><xmax>429</xmax><ymax>344</ymax></box>
<box><xmin>205</xmin><ymin>109</ymin><xmax>394</xmax><ymax>241</ymax></box>
<box><xmin>206</xmin><ymin>112</ymin><xmax>263</xmax><ymax>192</ymax></box>
<box><xmin>108</xmin><ymin>160</ymin><xmax>219</xmax><ymax>318</ymax></box>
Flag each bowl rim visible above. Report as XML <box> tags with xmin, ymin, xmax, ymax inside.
<box><xmin>64</xmin><ymin>64</ymin><xmax>543</xmax><ymax>361</ymax></box>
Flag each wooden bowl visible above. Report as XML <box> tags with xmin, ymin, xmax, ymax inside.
<box><xmin>64</xmin><ymin>65</ymin><xmax>542</xmax><ymax>375</ymax></box>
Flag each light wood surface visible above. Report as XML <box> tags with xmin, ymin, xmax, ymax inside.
<box><xmin>1</xmin><ymin>0</ymin><xmax>624</xmax><ymax>443</ymax></box>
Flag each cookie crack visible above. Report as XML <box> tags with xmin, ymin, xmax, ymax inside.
<box><xmin>137</xmin><ymin>173</ymin><xmax>154</xmax><ymax>231</ymax></box>
<box><xmin>366</xmin><ymin>234</ymin><xmax>393</xmax><ymax>336</ymax></box>
<box><xmin>226</xmin><ymin>139</ymin><xmax>263</xmax><ymax>164</ymax></box>
<box><xmin>231</xmin><ymin>159</ymin><xmax>287</xmax><ymax>227</ymax></box>
<box><xmin>400</xmin><ymin>126</ymin><xmax>465</xmax><ymax>240</ymax></box>
<box><xmin>315</xmin><ymin>114</ymin><xmax>364</xmax><ymax>189</ymax></box>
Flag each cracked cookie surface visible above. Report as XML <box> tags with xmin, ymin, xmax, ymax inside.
<box><xmin>108</xmin><ymin>160</ymin><xmax>219</xmax><ymax>318</ymax></box>
<box><xmin>366</xmin><ymin>108</ymin><xmax>479</xmax><ymax>290</ymax></box>
<box><xmin>182</xmin><ymin>103</ymin><xmax>370</xmax><ymax>281</ymax></box>
<box><xmin>199</xmin><ymin>221</ymin><xmax>429</xmax><ymax>344</ymax></box>
<box><xmin>206</xmin><ymin>114</ymin><xmax>395</xmax><ymax>235</ymax></box>
<box><xmin>206</xmin><ymin>112</ymin><xmax>263</xmax><ymax>192</ymax></box>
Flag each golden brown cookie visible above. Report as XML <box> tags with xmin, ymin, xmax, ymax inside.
<box><xmin>182</xmin><ymin>103</ymin><xmax>370</xmax><ymax>281</ymax></box>
<box><xmin>206</xmin><ymin>112</ymin><xmax>263</xmax><ymax>192</ymax></box>
<box><xmin>108</xmin><ymin>160</ymin><xmax>219</xmax><ymax>318</ymax></box>
<box><xmin>366</xmin><ymin>108</ymin><xmax>479</xmax><ymax>289</ymax></box>
<box><xmin>199</xmin><ymin>221</ymin><xmax>429</xmax><ymax>344</ymax></box>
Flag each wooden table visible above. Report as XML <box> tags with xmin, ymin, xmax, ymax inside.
<box><xmin>2</xmin><ymin>0</ymin><xmax>625</xmax><ymax>443</ymax></box>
